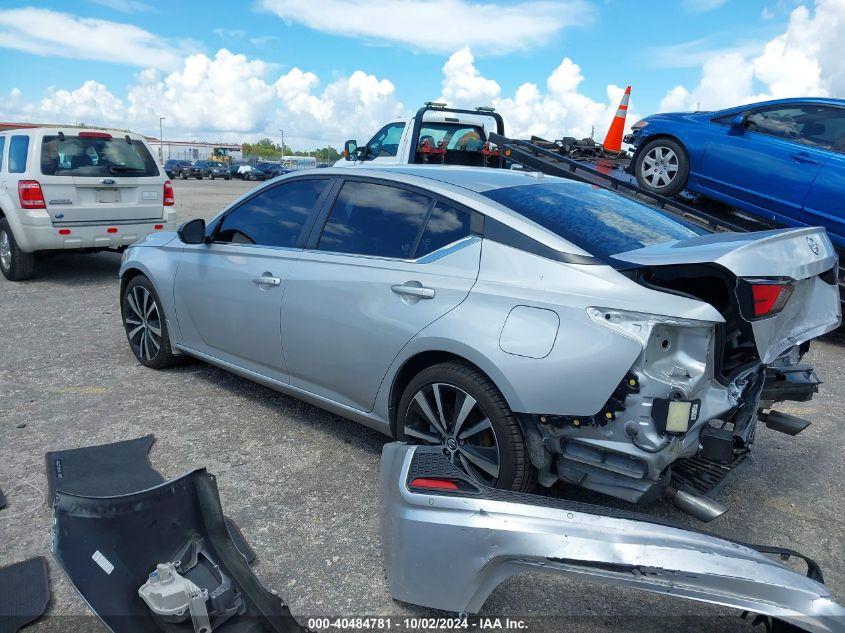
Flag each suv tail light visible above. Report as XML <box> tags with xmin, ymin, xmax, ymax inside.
<box><xmin>738</xmin><ymin>279</ymin><xmax>794</xmax><ymax>320</ymax></box>
<box><xmin>18</xmin><ymin>180</ymin><xmax>46</xmax><ymax>209</ymax></box>
<box><xmin>163</xmin><ymin>181</ymin><xmax>174</xmax><ymax>206</ymax></box>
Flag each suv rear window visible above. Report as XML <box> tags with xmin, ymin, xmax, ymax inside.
<box><xmin>41</xmin><ymin>134</ymin><xmax>159</xmax><ymax>177</ymax></box>
<box><xmin>419</xmin><ymin>123</ymin><xmax>486</xmax><ymax>150</ymax></box>
<box><xmin>482</xmin><ymin>182</ymin><xmax>701</xmax><ymax>259</ymax></box>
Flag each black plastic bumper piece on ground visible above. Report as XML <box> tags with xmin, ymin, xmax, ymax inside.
<box><xmin>53</xmin><ymin>468</ymin><xmax>306</xmax><ymax>633</ymax></box>
<box><xmin>761</xmin><ymin>365</ymin><xmax>821</xmax><ymax>404</ymax></box>
<box><xmin>0</xmin><ymin>557</ymin><xmax>50</xmax><ymax>633</ymax></box>
<box><xmin>761</xmin><ymin>411</ymin><xmax>813</xmax><ymax>436</ymax></box>
<box><xmin>44</xmin><ymin>435</ymin><xmax>256</xmax><ymax>563</ymax></box>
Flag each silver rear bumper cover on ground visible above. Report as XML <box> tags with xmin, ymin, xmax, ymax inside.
<box><xmin>380</xmin><ymin>443</ymin><xmax>845</xmax><ymax>633</ymax></box>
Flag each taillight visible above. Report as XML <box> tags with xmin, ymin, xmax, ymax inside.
<box><xmin>78</xmin><ymin>131</ymin><xmax>113</xmax><ymax>139</ymax></box>
<box><xmin>18</xmin><ymin>180</ymin><xmax>46</xmax><ymax>209</ymax></box>
<box><xmin>739</xmin><ymin>280</ymin><xmax>794</xmax><ymax>320</ymax></box>
<box><xmin>163</xmin><ymin>181</ymin><xmax>174</xmax><ymax>206</ymax></box>
<box><xmin>409</xmin><ymin>477</ymin><xmax>460</xmax><ymax>491</ymax></box>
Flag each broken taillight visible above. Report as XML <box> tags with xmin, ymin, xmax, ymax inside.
<box><xmin>18</xmin><ymin>180</ymin><xmax>46</xmax><ymax>209</ymax></box>
<box><xmin>739</xmin><ymin>280</ymin><xmax>794</xmax><ymax>320</ymax></box>
<box><xmin>409</xmin><ymin>478</ymin><xmax>460</xmax><ymax>491</ymax></box>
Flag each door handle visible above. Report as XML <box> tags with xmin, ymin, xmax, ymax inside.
<box><xmin>791</xmin><ymin>153</ymin><xmax>820</xmax><ymax>165</ymax></box>
<box><xmin>253</xmin><ymin>276</ymin><xmax>281</xmax><ymax>286</ymax></box>
<box><xmin>391</xmin><ymin>283</ymin><xmax>435</xmax><ymax>299</ymax></box>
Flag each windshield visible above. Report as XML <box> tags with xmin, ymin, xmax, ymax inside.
<box><xmin>41</xmin><ymin>135</ymin><xmax>159</xmax><ymax>177</ymax></box>
<box><xmin>482</xmin><ymin>182</ymin><xmax>702</xmax><ymax>259</ymax></box>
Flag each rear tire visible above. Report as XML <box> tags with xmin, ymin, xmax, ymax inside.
<box><xmin>396</xmin><ymin>361</ymin><xmax>536</xmax><ymax>492</ymax></box>
<box><xmin>121</xmin><ymin>275</ymin><xmax>177</xmax><ymax>369</ymax></box>
<box><xmin>634</xmin><ymin>137</ymin><xmax>689</xmax><ymax>197</ymax></box>
<box><xmin>0</xmin><ymin>218</ymin><xmax>35</xmax><ymax>281</ymax></box>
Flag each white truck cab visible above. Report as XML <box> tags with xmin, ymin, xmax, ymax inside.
<box><xmin>337</xmin><ymin>103</ymin><xmax>506</xmax><ymax>168</ymax></box>
<box><xmin>0</xmin><ymin>126</ymin><xmax>177</xmax><ymax>280</ymax></box>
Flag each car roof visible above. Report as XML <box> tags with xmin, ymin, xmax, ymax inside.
<box><xmin>715</xmin><ymin>97</ymin><xmax>845</xmax><ymax>114</ymax></box>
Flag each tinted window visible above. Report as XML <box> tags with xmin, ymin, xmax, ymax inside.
<box><xmin>9</xmin><ymin>135</ymin><xmax>29</xmax><ymax>173</ymax></box>
<box><xmin>482</xmin><ymin>182</ymin><xmax>701</xmax><ymax>259</ymax></box>
<box><xmin>40</xmin><ymin>135</ymin><xmax>159</xmax><ymax>177</ymax></box>
<box><xmin>366</xmin><ymin>122</ymin><xmax>405</xmax><ymax>159</ymax></box>
<box><xmin>418</xmin><ymin>123</ymin><xmax>486</xmax><ymax>151</ymax></box>
<box><xmin>747</xmin><ymin>105</ymin><xmax>845</xmax><ymax>150</ymax></box>
<box><xmin>318</xmin><ymin>181</ymin><xmax>431</xmax><ymax>258</ymax></box>
<box><xmin>417</xmin><ymin>202</ymin><xmax>471</xmax><ymax>256</ymax></box>
<box><xmin>216</xmin><ymin>179</ymin><xmax>330</xmax><ymax>247</ymax></box>
<box><xmin>0</xmin><ymin>137</ymin><xmax>5</xmax><ymax>171</ymax></box>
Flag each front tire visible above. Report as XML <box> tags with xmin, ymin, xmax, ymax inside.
<box><xmin>0</xmin><ymin>218</ymin><xmax>35</xmax><ymax>281</ymax></box>
<box><xmin>397</xmin><ymin>361</ymin><xmax>535</xmax><ymax>492</ymax></box>
<box><xmin>634</xmin><ymin>138</ymin><xmax>689</xmax><ymax>197</ymax></box>
<box><xmin>121</xmin><ymin>276</ymin><xmax>177</xmax><ymax>369</ymax></box>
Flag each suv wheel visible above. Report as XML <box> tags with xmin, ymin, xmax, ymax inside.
<box><xmin>121</xmin><ymin>275</ymin><xmax>177</xmax><ymax>369</ymax></box>
<box><xmin>634</xmin><ymin>138</ymin><xmax>689</xmax><ymax>197</ymax></box>
<box><xmin>397</xmin><ymin>361</ymin><xmax>535</xmax><ymax>492</ymax></box>
<box><xmin>0</xmin><ymin>218</ymin><xmax>35</xmax><ymax>281</ymax></box>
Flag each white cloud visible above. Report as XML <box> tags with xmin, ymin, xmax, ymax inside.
<box><xmin>437</xmin><ymin>47</ymin><xmax>638</xmax><ymax>142</ymax></box>
<box><xmin>659</xmin><ymin>0</ymin><xmax>845</xmax><ymax>111</ymax></box>
<box><xmin>0</xmin><ymin>7</ymin><xmax>191</xmax><ymax>70</ymax></box>
<box><xmin>258</xmin><ymin>0</ymin><xmax>594</xmax><ymax>55</ymax></box>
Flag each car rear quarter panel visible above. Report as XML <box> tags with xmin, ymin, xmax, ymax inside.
<box><xmin>379</xmin><ymin>241</ymin><xmax>722</xmax><ymax>419</ymax></box>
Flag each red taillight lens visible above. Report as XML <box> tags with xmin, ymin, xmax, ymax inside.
<box><xmin>58</xmin><ymin>229</ymin><xmax>71</xmax><ymax>235</ymax></box>
<box><xmin>409</xmin><ymin>477</ymin><xmax>460</xmax><ymax>491</ymax></box>
<box><xmin>18</xmin><ymin>180</ymin><xmax>46</xmax><ymax>209</ymax></box>
<box><xmin>163</xmin><ymin>181</ymin><xmax>174</xmax><ymax>206</ymax></box>
<box><xmin>107</xmin><ymin>227</ymin><xmax>118</xmax><ymax>234</ymax></box>
<box><xmin>154</xmin><ymin>224</ymin><xmax>164</xmax><ymax>230</ymax></box>
<box><xmin>750</xmin><ymin>282</ymin><xmax>793</xmax><ymax>318</ymax></box>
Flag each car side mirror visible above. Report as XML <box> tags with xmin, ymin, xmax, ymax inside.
<box><xmin>344</xmin><ymin>139</ymin><xmax>358</xmax><ymax>161</ymax></box>
<box><xmin>731</xmin><ymin>113</ymin><xmax>748</xmax><ymax>129</ymax></box>
<box><xmin>178</xmin><ymin>218</ymin><xmax>206</xmax><ymax>245</ymax></box>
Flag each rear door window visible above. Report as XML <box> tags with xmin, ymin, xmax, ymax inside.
<box><xmin>482</xmin><ymin>182</ymin><xmax>701</xmax><ymax>259</ymax></box>
<box><xmin>0</xmin><ymin>137</ymin><xmax>6</xmax><ymax>171</ymax></box>
<box><xmin>416</xmin><ymin>202</ymin><xmax>471</xmax><ymax>257</ymax></box>
<box><xmin>40</xmin><ymin>134</ymin><xmax>159</xmax><ymax>177</ymax></box>
<box><xmin>9</xmin><ymin>135</ymin><xmax>29</xmax><ymax>173</ymax></box>
<box><xmin>317</xmin><ymin>181</ymin><xmax>432</xmax><ymax>258</ymax></box>
<box><xmin>215</xmin><ymin>179</ymin><xmax>330</xmax><ymax>248</ymax></box>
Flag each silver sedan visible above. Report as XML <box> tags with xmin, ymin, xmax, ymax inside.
<box><xmin>119</xmin><ymin>165</ymin><xmax>840</xmax><ymax>509</ymax></box>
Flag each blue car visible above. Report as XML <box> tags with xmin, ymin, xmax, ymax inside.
<box><xmin>625</xmin><ymin>98</ymin><xmax>845</xmax><ymax>247</ymax></box>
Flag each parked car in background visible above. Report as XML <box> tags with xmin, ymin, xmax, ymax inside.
<box><xmin>625</xmin><ymin>97</ymin><xmax>845</xmax><ymax>247</ymax></box>
<box><xmin>256</xmin><ymin>162</ymin><xmax>289</xmax><ymax>178</ymax></box>
<box><xmin>164</xmin><ymin>159</ymin><xmax>191</xmax><ymax>179</ymax></box>
<box><xmin>118</xmin><ymin>166</ymin><xmax>839</xmax><ymax>512</ymax></box>
<box><xmin>176</xmin><ymin>161</ymin><xmax>204</xmax><ymax>179</ymax></box>
<box><xmin>228</xmin><ymin>163</ymin><xmax>243</xmax><ymax>178</ymax></box>
<box><xmin>204</xmin><ymin>162</ymin><xmax>231</xmax><ymax>180</ymax></box>
<box><xmin>0</xmin><ymin>126</ymin><xmax>176</xmax><ymax>280</ymax></box>
<box><xmin>237</xmin><ymin>165</ymin><xmax>269</xmax><ymax>181</ymax></box>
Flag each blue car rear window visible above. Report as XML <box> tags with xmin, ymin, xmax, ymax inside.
<box><xmin>481</xmin><ymin>182</ymin><xmax>702</xmax><ymax>258</ymax></box>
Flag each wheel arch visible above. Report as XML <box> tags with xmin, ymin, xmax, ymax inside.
<box><xmin>387</xmin><ymin>348</ymin><xmax>517</xmax><ymax>438</ymax></box>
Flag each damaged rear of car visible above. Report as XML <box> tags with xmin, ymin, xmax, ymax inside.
<box><xmin>394</xmin><ymin>175</ymin><xmax>840</xmax><ymax>515</ymax></box>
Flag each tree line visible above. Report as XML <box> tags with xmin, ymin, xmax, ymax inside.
<box><xmin>241</xmin><ymin>138</ymin><xmax>340</xmax><ymax>163</ymax></box>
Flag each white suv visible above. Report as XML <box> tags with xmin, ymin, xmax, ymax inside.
<box><xmin>0</xmin><ymin>126</ymin><xmax>177</xmax><ymax>280</ymax></box>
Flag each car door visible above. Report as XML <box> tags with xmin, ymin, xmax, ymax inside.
<box><xmin>173</xmin><ymin>178</ymin><xmax>332</xmax><ymax>381</ymax></box>
<box><xmin>282</xmin><ymin>178</ymin><xmax>481</xmax><ymax>412</ymax></box>
<box><xmin>698</xmin><ymin>104</ymin><xmax>828</xmax><ymax>222</ymax></box>
<box><xmin>799</xmin><ymin>106</ymin><xmax>845</xmax><ymax>245</ymax></box>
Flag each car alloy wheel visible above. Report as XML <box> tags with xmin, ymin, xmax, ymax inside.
<box><xmin>123</xmin><ymin>284</ymin><xmax>162</xmax><ymax>362</ymax></box>
<box><xmin>640</xmin><ymin>145</ymin><xmax>679</xmax><ymax>189</ymax></box>
<box><xmin>0</xmin><ymin>229</ymin><xmax>11</xmax><ymax>272</ymax></box>
<box><xmin>403</xmin><ymin>382</ymin><xmax>501</xmax><ymax>486</ymax></box>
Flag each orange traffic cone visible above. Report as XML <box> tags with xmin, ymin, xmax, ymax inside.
<box><xmin>603</xmin><ymin>86</ymin><xmax>631</xmax><ymax>153</ymax></box>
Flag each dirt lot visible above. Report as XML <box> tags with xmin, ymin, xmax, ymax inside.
<box><xmin>1</xmin><ymin>178</ymin><xmax>843</xmax><ymax>631</ymax></box>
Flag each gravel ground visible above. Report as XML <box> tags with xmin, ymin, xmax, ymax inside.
<box><xmin>1</xmin><ymin>178</ymin><xmax>843</xmax><ymax>632</ymax></box>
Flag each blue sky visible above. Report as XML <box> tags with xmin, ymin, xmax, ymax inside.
<box><xmin>0</xmin><ymin>0</ymin><xmax>839</xmax><ymax>148</ymax></box>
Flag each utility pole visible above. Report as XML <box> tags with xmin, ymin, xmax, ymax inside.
<box><xmin>278</xmin><ymin>129</ymin><xmax>285</xmax><ymax>157</ymax></box>
<box><xmin>159</xmin><ymin>117</ymin><xmax>166</xmax><ymax>162</ymax></box>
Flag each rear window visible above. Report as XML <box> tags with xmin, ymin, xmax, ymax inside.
<box><xmin>481</xmin><ymin>182</ymin><xmax>701</xmax><ymax>259</ymax></box>
<box><xmin>419</xmin><ymin>123</ymin><xmax>486</xmax><ymax>150</ymax></box>
<box><xmin>40</xmin><ymin>134</ymin><xmax>159</xmax><ymax>177</ymax></box>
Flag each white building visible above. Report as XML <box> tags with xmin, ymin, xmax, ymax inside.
<box><xmin>149</xmin><ymin>138</ymin><xmax>243</xmax><ymax>162</ymax></box>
